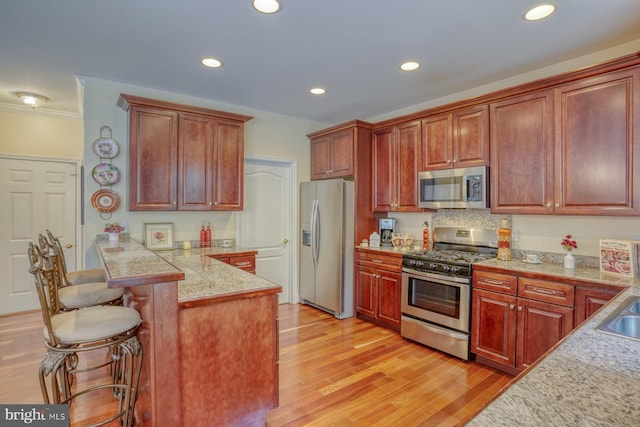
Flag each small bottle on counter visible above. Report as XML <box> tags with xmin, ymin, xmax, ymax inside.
<box><xmin>205</xmin><ymin>221</ymin><xmax>212</xmax><ymax>248</ymax></box>
<box><xmin>200</xmin><ymin>222</ymin><xmax>206</xmax><ymax>248</ymax></box>
<box><xmin>422</xmin><ymin>221</ymin><xmax>430</xmax><ymax>250</ymax></box>
<box><xmin>497</xmin><ymin>217</ymin><xmax>512</xmax><ymax>261</ymax></box>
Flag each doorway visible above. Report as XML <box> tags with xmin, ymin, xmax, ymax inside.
<box><xmin>0</xmin><ymin>156</ymin><xmax>80</xmax><ymax>314</ymax></box>
<box><xmin>237</xmin><ymin>157</ymin><xmax>296</xmax><ymax>304</ymax></box>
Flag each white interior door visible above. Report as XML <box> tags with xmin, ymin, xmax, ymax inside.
<box><xmin>0</xmin><ymin>157</ymin><xmax>78</xmax><ymax>314</ymax></box>
<box><xmin>238</xmin><ymin>157</ymin><xmax>295</xmax><ymax>304</ymax></box>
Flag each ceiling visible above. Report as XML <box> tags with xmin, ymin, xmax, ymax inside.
<box><xmin>2</xmin><ymin>1</ymin><xmax>640</xmax><ymax>124</ymax></box>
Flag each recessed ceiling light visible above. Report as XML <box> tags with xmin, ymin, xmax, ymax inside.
<box><xmin>253</xmin><ymin>0</ymin><xmax>281</xmax><ymax>14</ymax></box>
<box><xmin>16</xmin><ymin>92</ymin><xmax>48</xmax><ymax>108</ymax></box>
<box><xmin>310</xmin><ymin>88</ymin><xmax>326</xmax><ymax>95</ymax></box>
<box><xmin>524</xmin><ymin>4</ymin><xmax>556</xmax><ymax>21</ymax></box>
<box><xmin>400</xmin><ymin>61</ymin><xmax>420</xmax><ymax>71</ymax></box>
<box><xmin>201</xmin><ymin>57</ymin><xmax>223</xmax><ymax>68</ymax></box>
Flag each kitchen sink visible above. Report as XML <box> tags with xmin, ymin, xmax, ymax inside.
<box><xmin>596</xmin><ymin>296</ymin><xmax>640</xmax><ymax>341</ymax></box>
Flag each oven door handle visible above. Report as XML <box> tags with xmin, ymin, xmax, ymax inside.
<box><xmin>402</xmin><ymin>268</ymin><xmax>469</xmax><ymax>286</ymax></box>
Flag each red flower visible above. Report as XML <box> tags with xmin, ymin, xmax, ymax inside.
<box><xmin>561</xmin><ymin>234</ymin><xmax>577</xmax><ymax>251</ymax></box>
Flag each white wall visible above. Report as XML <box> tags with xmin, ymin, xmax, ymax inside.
<box><xmin>0</xmin><ymin>107</ymin><xmax>83</xmax><ymax>159</ymax></box>
<box><xmin>81</xmin><ymin>77</ymin><xmax>328</xmax><ymax>267</ymax></box>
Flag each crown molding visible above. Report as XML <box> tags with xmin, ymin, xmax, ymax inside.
<box><xmin>0</xmin><ymin>102</ymin><xmax>82</xmax><ymax>119</ymax></box>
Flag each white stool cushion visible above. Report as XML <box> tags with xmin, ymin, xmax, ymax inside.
<box><xmin>66</xmin><ymin>268</ymin><xmax>106</xmax><ymax>285</ymax></box>
<box><xmin>47</xmin><ymin>306</ymin><xmax>141</xmax><ymax>345</ymax></box>
<box><xmin>59</xmin><ymin>282</ymin><xmax>123</xmax><ymax>309</ymax></box>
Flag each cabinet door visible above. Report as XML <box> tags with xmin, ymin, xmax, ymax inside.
<box><xmin>377</xmin><ymin>270</ymin><xmax>401</xmax><ymax>328</ymax></box>
<box><xmin>395</xmin><ymin>121</ymin><xmax>422</xmax><ymax>211</ymax></box>
<box><xmin>372</xmin><ymin>127</ymin><xmax>395</xmax><ymax>211</ymax></box>
<box><xmin>310</xmin><ymin>135</ymin><xmax>332</xmax><ymax>180</ymax></box>
<box><xmin>329</xmin><ymin>128</ymin><xmax>354</xmax><ymax>178</ymax></box>
<box><xmin>490</xmin><ymin>91</ymin><xmax>554</xmax><ymax>214</ymax></box>
<box><xmin>355</xmin><ymin>265</ymin><xmax>377</xmax><ymax>318</ymax></box>
<box><xmin>471</xmin><ymin>289</ymin><xmax>517</xmax><ymax>368</ymax></box>
<box><xmin>213</xmin><ymin>119</ymin><xmax>244</xmax><ymax>210</ymax></box>
<box><xmin>421</xmin><ymin>113</ymin><xmax>453</xmax><ymax>170</ymax></box>
<box><xmin>574</xmin><ymin>286</ymin><xmax>622</xmax><ymax>326</ymax></box>
<box><xmin>554</xmin><ymin>67</ymin><xmax>640</xmax><ymax>215</ymax></box>
<box><xmin>178</xmin><ymin>113</ymin><xmax>214</xmax><ymax>210</ymax></box>
<box><xmin>453</xmin><ymin>104</ymin><xmax>489</xmax><ymax>167</ymax></box>
<box><xmin>128</xmin><ymin>106</ymin><xmax>178</xmax><ymax>211</ymax></box>
<box><xmin>516</xmin><ymin>298</ymin><xmax>573</xmax><ymax>371</ymax></box>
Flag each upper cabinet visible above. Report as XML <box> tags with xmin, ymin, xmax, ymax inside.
<box><xmin>118</xmin><ymin>94</ymin><xmax>252</xmax><ymax>211</ymax></box>
<box><xmin>553</xmin><ymin>67</ymin><xmax>640</xmax><ymax>216</ymax></box>
<box><xmin>421</xmin><ymin>104</ymin><xmax>489</xmax><ymax>171</ymax></box>
<box><xmin>491</xmin><ymin>66</ymin><xmax>640</xmax><ymax>216</ymax></box>
<box><xmin>372</xmin><ymin>120</ymin><xmax>423</xmax><ymax>212</ymax></box>
<box><xmin>309</xmin><ymin>128</ymin><xmax>354</xmax><ymax>179</ymax></box>
<box><xmin>490</xmin><ymin>90</ymin><xmax>554</xmax><ymax>214</ymax></box>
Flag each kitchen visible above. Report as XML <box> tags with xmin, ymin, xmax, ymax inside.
<box><xmin>2</xmin><ymin>1</ymin><xmax>640</xmax><ymax>426</ymax></box>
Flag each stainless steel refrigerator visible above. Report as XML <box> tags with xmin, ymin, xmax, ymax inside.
<box><xmin>299</xmin><ymin>179</ymin><xmax>354</xmax><ymax>319</ymax></box>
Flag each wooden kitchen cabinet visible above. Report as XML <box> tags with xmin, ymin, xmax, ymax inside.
<box><xmin>490</xmin><ymin>66</ymin><xmax>640</xmax><ymax>216</ymax></box>
<box><xmin>310</xmin><ymin>128</ymin><xmax>353</xmax><ymax>179</ymax></box>
<box><xmin>372</xmin><ymin>120</ymin><xmax>423</xmax><ymax>212</ymax></box>
<box><xmin>553</xmin><ymin>67</ymin><xmax>640</xmax><ymax>215</ymax></box>
<box><xmin>119</xmin><ymin>94</ymin><xmax>252</xmax><ymax>211</ymax></box>
<box><xmin>354</xmin><ymin>249</ymin><xmax>403</xmax><ymax>331</ymax></box>
<box><xmin>472</xmin><ymin>271</ymin><xmax>574</xmax><ymax>375</ymax></box>
<box><xmin>208</xmin><ymin>252</ymin><xmax>257</xmax><ymax>274</ymax></box>
<box><xmin>421</xmin><ymin>104</ymin><xmax>489</xmax><ymax>171</ymax></box>
<box><xmin>490</xmin><ymin>90</ymin><xmax>554</xmax><ymax>214</ymax></box>
<box><xmin>574</xmin><ymin>285</ymin><xmax>624</xmax><ymax>326</ymax></box>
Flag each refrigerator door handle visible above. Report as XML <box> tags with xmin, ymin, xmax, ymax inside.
<box><xmin>311</xmin><ymin>199</ymin><xmax>319</xmax><ymax>268</ymax></box>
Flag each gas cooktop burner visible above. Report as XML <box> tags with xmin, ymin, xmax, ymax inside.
<box><xmin>403</xmin><ymin>249</ymin><xmax>495</xmax><ymax>264</ymax></box>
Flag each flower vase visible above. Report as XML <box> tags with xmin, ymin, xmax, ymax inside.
<box><xmin>563</xmin><ymin>251</ymin><xmax>575</xmax><ymax>269</ymax></box>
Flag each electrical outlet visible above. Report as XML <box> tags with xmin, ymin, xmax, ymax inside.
<box><xmin>512</xmin><ymin>230</ymin><xmax>520</xmax><ymax>242</ymax></box>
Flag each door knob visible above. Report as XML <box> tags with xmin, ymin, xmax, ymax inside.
<box><xmin>65</xmin><ymin>243</ymin><xmax>73</xmax><ymax>248</ymax></box>
<box><xmin>282</xmin><ymin>238</ymin><xmax>289</xmax><ymax>244</ymax></box>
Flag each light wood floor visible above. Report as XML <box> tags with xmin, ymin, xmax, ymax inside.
<box><xmin>0</xmin><ymin>304</ymin><xmax>513</xmax><ymax>426</ymax></box>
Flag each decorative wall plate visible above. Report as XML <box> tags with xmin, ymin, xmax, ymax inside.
<box><xmin>91</xmin><ymin>189</ymin><xmax>120</xmax><ymax>213</ymax></box>
<box><xmin>91</xmin><ymin>163</ymin><xmax>121</xmax><ymax>186</ymax></box>
<box><xmin>92</xmin><ymin>126</ymin><xmax>120</xmax><ymax>159</ymax></box>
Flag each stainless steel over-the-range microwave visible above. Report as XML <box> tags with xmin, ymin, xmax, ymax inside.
<box><xmin>418</xmin><ymin>166</ymin><xmax>489</xmax><ymax>209</ymax></box>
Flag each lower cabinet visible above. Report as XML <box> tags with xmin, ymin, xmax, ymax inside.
<box><xmin>472</xmin><ymin>270</ymin><xmax>574</xmax><ymax>375</ymax></box>
<box><xmin>354</xmin><ymin>249</ymin><xmax>402</xmax><ymax>332</ymax></box>
<box><xmin>208</xmin><ymin>252</ymin><xmax>257</xmax><ymax>274</ymax></box>
<box><xmin>574</xmin><ymin>285</ymin><xmax>624</xmax><ymax>326</ymax></box>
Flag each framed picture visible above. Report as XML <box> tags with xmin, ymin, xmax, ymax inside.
<box><xmin>144</xmin><ymin>222</ymin><xmax>175</xmax><ymax>250</ymax></box>
<box><xmin>599</xmin><ymin>239</ymin><xmax>638</xmax><ymax>278</ymax></box>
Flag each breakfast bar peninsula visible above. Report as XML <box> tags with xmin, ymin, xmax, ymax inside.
<box><xmin>97</xmin><ymin>240</ymin><xmax>282</xmax><ymax>426</ymax></box>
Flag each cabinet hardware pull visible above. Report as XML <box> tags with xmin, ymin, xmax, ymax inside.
<box><xmin>517</xmin><ymin>306</ymin><xmax>523</xmax><ymax>311</ymax></box>
<box><xmin>509</xmin><ymin>304</ymin><xmax>515</xmax><ymax>310</ymax></box>
<box><xmin>483</xmin><ymin>279</ymin><xmax>507</xmax><ymax>286</ymax></box>
<box><xmin>65</xmin><ymin>243</ymin><xmax>73</xmax><ymax>249</ymax></box>
<box><xmin>546</xmin><ymin>202</ymin><xmax>551</xmax><ymax>208</ymax></box>
<box><xmin>555</xmin><ymin>203</ymin><xmax>560</xmax><ymax>208</ymax></box>
<box><xmin>235</xmin><ymin>262</ymin><xmax>252</xmax><ymax>266</ymax></box>
<box><xmin>531</xmin><ymin>287</ymin><xmax>556</xmax><ymax>295</ymax></box>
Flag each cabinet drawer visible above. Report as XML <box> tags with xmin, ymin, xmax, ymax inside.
<box><xmin>518</xmin><ymin>278</ymin><xmax>574</xmax><ymax>307</ymax></box>
<box><xmin>355</xmin><ymin>251</ymin><xmax>402</xmax><ymax>273</ymax></box>
<box><xmin>229</xmin><ymin>256</ymin><xmax>256</xmax><ymax>271</ymax></box>
<box><xmin>473</xmin><ymin>271</ymin><xmax>517</xmax><ymax>295</ymax></box>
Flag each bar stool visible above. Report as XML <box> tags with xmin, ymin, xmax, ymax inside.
<box><xmin>45</xmin><ymin>230</ymin><xmax>106</xmax><ymax>285</ymax></box>
<box><xmin>39</xmin><ymin>233</ymin><xmax>123</xmax><ymax>309</ymax></box>
<box><xmin>28</xmin><ymin>242</ymin><xmax>143</xmax><ymax>427</ymax></box>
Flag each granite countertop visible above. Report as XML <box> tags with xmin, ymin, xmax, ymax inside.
<box><xmin>467</xmin><ymin>260</ymin><xmax>640</xmax><ymax>426</ymax></box>
<box><xmin>474</xmin><ymin>258</ymin><xmax>638</xmax><ymax>288</ymax></box>
<box><xmin>97</xmin><ymin>240</ymin><xmax>280</xmax><ymax>303</ymax></box>
<box><xmin>156</xmin><ymin>249</ymin><xmax>280</xmax><ymax>302</ymax></box>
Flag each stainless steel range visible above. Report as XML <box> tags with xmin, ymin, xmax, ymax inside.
<box><xmin>401</xmin><ymin>227</ymin><xmax>498</xmax><ymax>360</ymax></box>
